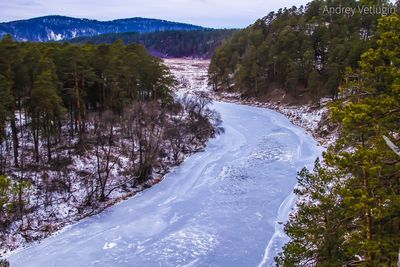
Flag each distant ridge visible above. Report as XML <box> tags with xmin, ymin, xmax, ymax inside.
<box><xmin>68</xmin><ymin>29</ymin><xmax>238</xmax><ymax>58</ymax></box>
<box><xmin>0</xmin><ymin>15</ymin><xmax>205</xmax><ymax>42</ymax></box>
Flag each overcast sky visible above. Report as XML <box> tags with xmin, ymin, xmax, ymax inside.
<box><xmin>0</xmin><ymin>0</ymin><xmax>311</xmax><ymax>28</ymax></box>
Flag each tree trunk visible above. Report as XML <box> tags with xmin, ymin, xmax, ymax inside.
<box><xmin>74</xmin><ymin>68</ymin><xmax>82</xmax><ymax>134</ymax></box>
<box><xmin>10</xmin><ymin>116</ymin><xmax>19</xmax><ymax>167</ymax></box>
<box><xmin>69</xmin><ymin>101</ymin><xmax>74</xmax><ymax>138</ymax></box>
<box><xmin>361</xmin><ymin>134</ymin><xmax>373</xmax><ymax>263</ymax></box>
<box><xmin>46</xmin><ymin>123</ymin><xmax>51</xmax><ymax>162</ymax></box>
<box><xmin>33</xmin><ymin>126</ymin><xmax>39</xmax><ymax>163</ymax></box>
<box><xmin>363</xmin><ymin>167</ymin><xmax>373</xmax><ymax>262</ymax></box>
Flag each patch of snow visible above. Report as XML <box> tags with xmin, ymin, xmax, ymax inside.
<box><xmin>103</xmin><ymin>242</ymin><xmax>117</xmax><ymax>250</ymax></box>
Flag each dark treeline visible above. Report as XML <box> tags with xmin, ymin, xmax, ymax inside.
<box><xmin>209</xmin><ymin>0</ymin><xmax>397</xmax><ymax>103</ymax></box>
<box><xmin>0</xmin><ymin>36</ymin><xmax>220</xmax><ymax>250</ymax></box>
<box><xmin>69</xmin><ymin>29</ymin><xmax>238</xmax><ymax>58</ymax></box>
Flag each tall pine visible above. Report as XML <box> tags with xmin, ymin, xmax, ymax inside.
<box><xmin>277</xmin><ymin>14</ymin><xmax>400</xmax><ymax>266</ymax></box>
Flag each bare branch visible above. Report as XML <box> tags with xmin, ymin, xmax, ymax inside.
<box><xmin>383</xmin><ymin>135</ymin><xmax>400</xmax><ymax>157</ymax></box>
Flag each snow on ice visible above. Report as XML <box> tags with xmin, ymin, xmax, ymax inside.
<box><xmin>7</xmin><ymin>59</ymin><xmax>323</xmax><ymax>267</ymax></box>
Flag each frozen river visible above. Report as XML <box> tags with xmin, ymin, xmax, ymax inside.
<box><xmin>8</xmin><ymin>59</ymin><xmax>321</xmax><ymax>267</ymax></box>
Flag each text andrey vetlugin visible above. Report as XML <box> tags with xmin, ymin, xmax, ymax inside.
<box><xmin>323</xmin><ymin>5</ymin><xmax>396</xmax><ymax>16</ymax></box>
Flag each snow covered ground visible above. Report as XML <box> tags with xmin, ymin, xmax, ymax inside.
<box><xmin>7</xmin><ymin>59</ymin><xmax>322</xmax><ymax>266</ymax></box>
<box><xmin>215</xmin><ymin>92</ymin><xmax>336</xmax><ymax>147</ymax></box>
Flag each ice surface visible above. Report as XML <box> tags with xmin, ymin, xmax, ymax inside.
<box><xmin>7</xmin><ymin>60</ymin><xmax>322</xmax><ymax>267</ymax></box>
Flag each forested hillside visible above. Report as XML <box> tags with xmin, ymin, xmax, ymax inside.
<box><xmin>0</xmin><ymin>36</ymin><xmax>219</xmax><ymax>252</ymax></box>
<box><xmin>69</xmin><ymin>29</ymin><xmax>237</xmax><ymax>58</ymax></box>
<box><xmin>209</xmin><ymin>0</ymin><xmax>397</xmax><ymax>104</ymax></box>
<box><xmin>0</xmin><ymin>16</ymin><xmax>204</xmax><ymax>42</ymax></box>
<box><xmin>276</xmin><ymin>14</ymin><xmax>400</xmax><ymax>266</ymax></box>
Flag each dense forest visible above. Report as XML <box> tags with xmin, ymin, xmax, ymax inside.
<box><xmin>276</xmin><ymin>13</ymin><xmax>400</xmax><ymax>266</ymax></box>
<box><xmin>209</xmin><ymin>0</ymin><xmax>398</xmax><ymax>104</ymax></box>
<box><xmin>0</xmin><ymin>36</ymin><xmax>220</xmax><ymax>252</ymax></box>
<box><xmin>69</xmin><ymin>29</ymin><xmax>238</xmax><ymax>58</ymax></box>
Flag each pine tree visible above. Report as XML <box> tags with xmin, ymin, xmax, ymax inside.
<box><xmin>308</xmin><ymin>70</ymin><xmax>320</xmax><ymax>105</ymax></box>
<box><xmin>277</xmin><ymin>14</ymin><xmax>400</xmax><ymax>266</ymax></box>
<box><xmin>0</xmin><ymin>75</ymin><xmax>13</xmax><ymax>174</ymax></box>
<box><xmin>29</xmin><ymin>57</ymin><xmax>66</xmax><ymax>162</ymax></box>
<box><xmin>0</xmin><ymin>35</ymin><xmax>20</xmax><ymax>167</ymax></box>
<box><xmin>0</xmin><ymin>175</ymin><xmax>11</xmax><ymax>226</ymax></box>
<box><xmin>276</xmin><ymin>160</ymin><xmax>350</xmax><ymax>266</ymax></box>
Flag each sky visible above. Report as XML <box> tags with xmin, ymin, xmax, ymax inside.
<box><xmin>0</xmin><ymin>0</ymin><xmax>311</xmax><ymax>28</ymax></box>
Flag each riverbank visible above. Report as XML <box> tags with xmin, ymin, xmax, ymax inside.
<box><xmin>8</xmin><ymin>92</ymin><xmax>322</xmax><ymax>267</ymax></box>
<box><xmin>214</xmin><ymin>92</ymin><xmax>338</xmax><ymax>147</ymax></box>
<box><xmin>0</xmin><ymin>62</ymin><xmax>218</xmax><ymax>258</ymax></box>
<box><xmin>164</xmin><ymin>58</ymin><xmax>338</xmax><ymax>147</ymax></box>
